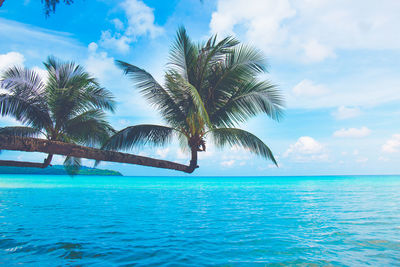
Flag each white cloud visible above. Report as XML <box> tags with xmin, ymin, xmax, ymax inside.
<box><xmin>100</xmin><ymin>0</ymin><xmax>163</xmax><ymax>53</ymax></box>
<box><xmin>32</xmin><ymin>66</ymin><xmax>48</xmax><ymax>83</ymax></box>
<box><xmin>382</xmin><ymin>134</ymin><xmax>400</xmax><ymax>153</ymax></box>
<box><xmin>332</xmin><ymin>106</ymin><xmax>362</xmax><ymax>120</ymax></box>
<box><xmin>285</xmin><ymin>136</ymin><xmax>324</xmax><ymax>155</ymax></box>
<box><xmin>333</xmin><ymin>126</ymin><xmax>371</xmax><ymax>138</ymax></box>
<box><xmin>284</xmin><ymin>136</ymin><xmax>328</xmax><ymax>162</ymax></box>
<box><xmin>0</xmin><ymin>52</ymin><xmax>25</xmax><ymax>71</ymax></box>
<box><xmin>112</xmin><ymin>18</ymin><xmax>124</xmax><ymax>31</ymax></box>
<box><xmin>302</xmin><ymin>39</ymin><xmax>335</xmax><ymax>62</ymax></box>
<box><xmin>286</xmin><ymin>77</ymin><xmax>400</xmax><ymax>109</ymax></box>
<box><xmin>122</xmin><ymin>0</ymin><xmax>163</xmax><ymax>38</ymax></box>
<box><xmin>221</xmin><ymin>160</ymin><xmax>235</xmax><ymax>167</ymax></box>
<box><xmin>210</xmin><ymin>0</ymin><xmax>295</xmax><ymax>53</ymax></box>
<box><xmin>0</xmin><ymin>116</ymin><xmax>22</xmax><ymax>127</ymax></box>
<box><xmin>0</xmin><ymin>18</ymin><xmax>83</xmax><ymax>61</ymax></box>
<box><xmin>100</xmin><ymin>31</ymin><xmax>131</xmax><ymax>53</ymax></box>
<box><xmin>84</xmin><ymin>42</ymin><xmax>120</xmax><ymax>83</ymax></box>
<box><xmin>210</xmin><ymin>0</ymin><xmax>400</xmax><ymax>62</ymax></box>
<box><xmin>156</xmin><ymin>148</ymin><xmax>169</xmax><ymax>158</ymax></box>
<box><xmin>292</xmin><ymin>79</ymin><xmax>328</xmax><ymax>97</ymax></box>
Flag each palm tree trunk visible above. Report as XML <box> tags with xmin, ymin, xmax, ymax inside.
<box><xmin>0</xmin><ymin>0</ymin><xmax>4</xmax><ymax>7</ymax></box>
<box><xmin>187</xmin><ymin>148</ymin><xmax>199</xmax><ymax>173</ymax></box>
<box><xmin>0</xmin><ymin>134</ymin><xmax>194</xmax><ymax>173</ymax></box>
<box><xmin>0</xmin><ymin>154</ymin><xmax>53</xmax><ymax>168</ymax></box>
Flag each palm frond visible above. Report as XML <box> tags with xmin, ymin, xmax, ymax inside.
<box><xmin>223</xmin><ymin>44</ymin><xmax>267</xmax><ymax>75</ymax></box>
<box><xmin>102</xmin><ymin>124</ymin><xmax>176</xmax><ymax>151</ymax></box>
<box><xmin>63</xmin><ymin>109</ymin><xmax>114</xmax><ymax>147</ymax></box>
<box><xmin>1</xmin><ymin>66</ymin><xmax>46</xmax><ymax>98</ymax></box>
<box><xmin>210</xmin><ymin>80</ymin><xmax>284</xmax><ymax>127</ymax></box>
<box><xmin>168</xmin><ymin>26</ymin><xmax>198</xmax><ymax>82</ymax></box>
<box><xmin>0</xmin><ymin>94</ymin><xmax>52</xmax><ymax>129</ymax></box>
<box><xmin>45</xmin><ymin>56</ymin><xmax>115</xmax><ymax>127</ymax></box>
<box><xmin>63</xmin><ymin>156</ymin><xmax>81</xmax><ymax>176</ymax></box>
<box><xmin>166</xmin><ymin>71</ymin><xmax>211</xmax><ymax>129</ymax></box>
<box><xmin>81</xmin><ymin>85</ymin><xmax>116</xmax><ymax>112</ymax></box>
<box><xmin>115</xmin><ymin>60</ymin><xmax>187</xmax><ymax>127</ymax></box>
<box><xmin>195</xmin><ymin>35</ymin><xmax>239</xmax><ymax>92</ymax></box>
<box><xmin>208</xmin><ymin>127</ymin><xmax>277</xmax><ymax>165</ymax></box>
<box><xmin>0</xmin><ymin>126</ymin><xmax>42</xmax><ymax>137</ymax></box>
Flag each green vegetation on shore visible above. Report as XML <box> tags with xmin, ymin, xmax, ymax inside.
<box><xmin>0</xmin><ymin>165</ymin><xmax>122</xmax><ymax>176</ymax></box>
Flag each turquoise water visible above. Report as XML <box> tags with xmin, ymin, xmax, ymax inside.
<box><xmin>1</xmin><ymin>175</ymin><xmax>400</xmax><ymax>266</ymax></box>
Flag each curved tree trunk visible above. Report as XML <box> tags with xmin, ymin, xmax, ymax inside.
<box><xmin>0</xmin><ymin>134</ymin><xmax>194</xmax><ymax>173</ymax></box>
<box><xmin>0</xmin><ymin>154</ymin><xmax>53</xmax><ymax>168</ymax></box>
<box><xmin>187</xmin><ymin>148</ymin><xmax>199</xmax><ymax>174</ymax></box>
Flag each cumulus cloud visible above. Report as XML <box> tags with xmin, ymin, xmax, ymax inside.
<box><xmin>332</xmin><ymin>106</ymin><xmax>362</xmax><ymax>120</ymax></box>
<box><xmin>292</xmin><ymin>79</ymin><xmax>329</xmax><ymax>97</ymax></box>
<box><xmin>302</xmin><ymin>39</ymin><xmax>335</xmax><ymax>62</ymax></box>
<box><xmin>112</xmin><ymin>18</ymin><xmax>124</xmax><ymax>31</ymax></box>
<box><xmin>287</xmin><ymin>77</ymin><xmax>400</xmax><ymax>109</ymax></box>
<box><xmin>210</xmin><ymin>0</ymin><xmax>400</xmax><ymax>62</ymax></box>
<box><xmin>100</xmin><ymin>0</ymin><xmax>163</xmax><ymax>53</ymax></box>
<box><xmin>0</xmin><ymin>52</ymin><xmax>25</xmax><ymax>71</ymax></box>
<box><xmin>333</xmin><ymin>126</ymin><xmax>371</xmax><ymax>138</ymax></box>
<box><xmin>100</xmin><ymin>31</ymin><xmax>131</xmax><ymax>53</ymax></box>
<box><xmin>85</xmin><ymin>42</ymin><xmax>120</xmax><ymax>83</ymax></box>
<box><xmin>382</xmin><ymin>134</ymin><xmax>400</xmax><ymax>153</ymax></box>
<box><xmin>284</xmin><ymin>136</ymin><xmax>328</xmax><ymax>162</ymax></box>
<box><xmin>210</xmin><ymin>0</ymin><xmax>295</xmax><ymax>53</ymax></box>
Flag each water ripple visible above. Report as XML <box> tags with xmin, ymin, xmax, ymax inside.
<box><xmin>1</xmin><ymin>175</ymin><xmax>400</xmax><ymax>265</ymax></box>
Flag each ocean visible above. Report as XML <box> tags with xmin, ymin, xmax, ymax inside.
<box><xmin>0</xmin><ymin>175</ymin><xmax>399</xmax><ymax>266</ymax></box>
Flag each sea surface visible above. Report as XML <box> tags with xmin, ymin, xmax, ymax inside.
<box><xmin>0</xmin><ymin>175</ymin><xmax>400</xmax><ymax>266</ymax></box>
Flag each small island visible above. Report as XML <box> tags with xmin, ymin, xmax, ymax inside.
<box><xmin>0</xmin><ymin>165</ymin><xmax>123</xmax><ymax>176</ymax></box>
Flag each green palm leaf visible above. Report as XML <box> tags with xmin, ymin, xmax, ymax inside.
<box><xmin>208</xmin><ymin>128</ymin><xmax>277</xmax><ymax>166</ymax></box>
<box><xmin>210</xmin><ymin>79</ymin><xmax>284</xmax><ymax>127</ymax></box>
<box><xmin>0</xmin><ymin>126</ymin><xmax>42</xmax><ymax>137</ymax></box>
<box><xmin>168</xmin><ymin>26</ymin><xmax>198</xmax><ymax>82</ymax></box>
<box><xmin>102</xmin><ymin>124</ymin><xmax>177</xmax><ymax>151</ymax></box>
<box><xmin>0</xmin><ymin>94</ymin><xmax>52</xmax><ymax>129</ymax></box>
<box><xmin>110</xmin><ymin>27</ymin><xmax>284</xmax><ymax>172</ymax></box>
<box><xmin>64</xmin><ymin>109</ymin><xmax>114</xmax><ymax>147</ymax></box>
<box><xmin>115</xmin><ymin>60</ymin><xmax>187</xmax><ymax>127</ymax></box>
<box><xmin>166</xmin><ymin>71</ymin><xmax>211</xmax><ymax>129</ymax></box>
<box><xmin>64</xmin><ymin>156</ymin><xmax>81</xmax><ymax>176</ymax></box>
<box><xmin>1</xmin><ymin>56</ymin><xmax>116</xmax><ymax>175</ymax></box>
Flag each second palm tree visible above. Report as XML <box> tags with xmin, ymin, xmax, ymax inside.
<box><xmin>104</xmin><ymin>27</ymin><xmax>284</xmax><ymax>173</ymax></box>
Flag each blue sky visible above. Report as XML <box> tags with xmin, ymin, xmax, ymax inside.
<box><xmin>1</xmin><ymin>0</ymin><xmax>400</xmax><ymax>176</ymax></box>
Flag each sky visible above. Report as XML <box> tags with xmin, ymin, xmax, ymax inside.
<box><xmin>1</xmin><ymin>0</ymin><xmax>400</xmax><ymax>176</ymax></box>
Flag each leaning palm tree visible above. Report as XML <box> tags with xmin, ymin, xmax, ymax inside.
<box><xmin>0</xmin><ymin>56</ymin><xmax>115</xmax><ymax>174</ymax></box>
<box><xmin>103</xmin><ymin>27</ymin><xmax>284</xmax><ymax>173</ymax></box>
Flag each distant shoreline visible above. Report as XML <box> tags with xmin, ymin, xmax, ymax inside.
<box><xmin>0</xmin><ymin>165</ymin><xmax>123</xmax><ymax>176</ymax></box>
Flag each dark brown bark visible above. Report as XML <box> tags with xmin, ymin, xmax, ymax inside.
<box><xmin>0</xmin><ymin>0</ymin><xmax>4</xmax><ymax>7</ymax></box>
<box><xmin>0</xmin><ymin>134</ymin><xmax>194</xmax><ymax>173</ymax></box>
<box><xmin>187</xmin><ymin>148</ymin><xmax>199</xmax><ymax>174</ymax></box>
<box><xmin>0</xmin><ymin>154</ymin><xmax>53</xmax><ymax>168</ymax></box>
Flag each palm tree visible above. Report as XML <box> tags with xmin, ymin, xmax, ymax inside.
<box><xmin>103</xmin><ymin>27</ymin><xmax>284</xmax><ymax>173</ymax></box>
<box><xmin>0</xmin><ymin>56</ymin><xmax>115</xmax><ymax>174</ymax></box>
